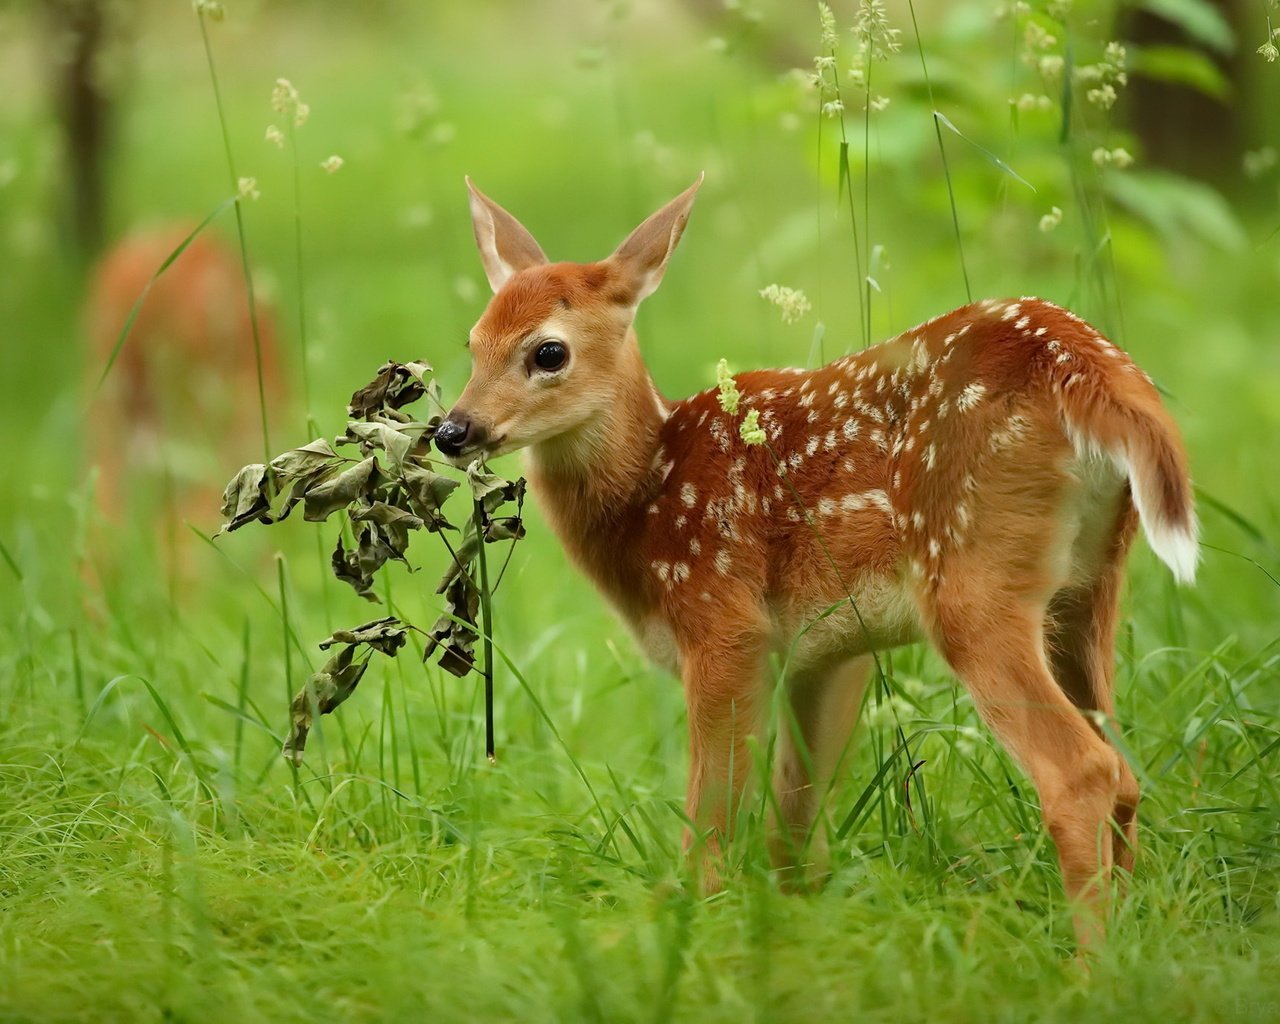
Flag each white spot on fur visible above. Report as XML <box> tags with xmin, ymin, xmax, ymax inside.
<box><xmin>840</xmin><ymin>490</ymin><xmax>893</xmax><ymax>515</ymax></box>
<box><xmin>989</xmin><ymin>414</ymin><xmax>1030</xmax><ymax>451</ymax></box>
<box><xmin>956</xmin><ymin>383</ymin><xmax>986</xmax><ymax>412</ymax></box>
<box><xmin>681</xmin><ymin>482</ymin><xmax>698</xmax><ymax>507</ymax></box>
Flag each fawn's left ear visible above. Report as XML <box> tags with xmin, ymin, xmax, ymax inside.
<box><xmin>466</xmin><ymin>177</ymin><xmax>550</xmax><ymax>293</ymax></box>
<box><xmin>608</xmin><ymin>173</ymin><xmax>704</xmax><ymax>305</ymax></box>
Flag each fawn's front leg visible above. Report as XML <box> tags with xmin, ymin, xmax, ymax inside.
<box><xmin>680</xmin><ymin>632</ymin><xmax>768</xmax><ymax>894</ymax></box>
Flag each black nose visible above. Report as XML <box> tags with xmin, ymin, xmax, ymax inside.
<box><xmin>433</xmin><ymin>416</ymin><xmax>471</xmax><ymax>457</ymax></box>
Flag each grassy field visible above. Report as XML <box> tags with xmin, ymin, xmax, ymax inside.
<box><xmin>1</xmin><ymin>1</ymin><xmax>1278</xmax><ymax>1021</ymax></box>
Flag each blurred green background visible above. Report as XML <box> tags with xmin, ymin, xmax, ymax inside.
<box><xmin>1</xmin><ymin>1</ymin><xmax>1278</xmax><ymax>1020</ymax></box>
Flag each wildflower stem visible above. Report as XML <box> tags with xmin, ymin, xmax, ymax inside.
<box><xmin>196</xmin><ymin>11</ymin><xmax>272</xmax><ymax>463</ymax></box>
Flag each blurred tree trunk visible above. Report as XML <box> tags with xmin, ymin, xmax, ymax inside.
<box><xmin>1121</xmin><ymin>1</ymin><xmax>1253</xmax><ymax>187</ymax></box>
<box><xmin>46</xmin><ymin>0</ymin><xmax>113</xmax><ymax>259</ymax></box>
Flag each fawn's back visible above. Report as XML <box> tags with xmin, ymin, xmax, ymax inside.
<box><xmin>609</xmin><ymin>296</ymin><xmax>1192</xmax><ymax>674</ymax></box>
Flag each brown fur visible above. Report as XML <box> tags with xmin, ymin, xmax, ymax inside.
<box><xmin>452</xmin><ymin>181</ymin><xmax>1197</xmax><ymax>950</ymax></box>
<box><xmin>84</xmin><ymin>226</ymin><xmax>282</xmax><ymax>567</ymax></box>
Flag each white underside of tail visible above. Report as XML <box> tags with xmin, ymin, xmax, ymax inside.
<box><xmin>1124</xmin><ymin>453</ymin><xmax>1199</xmax><ymax>584</ymax></box>
<box><xmin>1066</xmin><ymin>427</ymin><xmax>1199</xmax><ymax>586</ymax></box>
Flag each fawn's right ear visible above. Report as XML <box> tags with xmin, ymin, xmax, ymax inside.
<box><xmin>466</xmin><ymin>178</ymin><xmax>549</xmax><ymax>293</ymax></box>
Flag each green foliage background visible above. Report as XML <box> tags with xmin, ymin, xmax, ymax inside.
<box><xmin>0</xmin><ymin>1</ymin><xmax>1277</xmax><ymax>1020</ymax></box>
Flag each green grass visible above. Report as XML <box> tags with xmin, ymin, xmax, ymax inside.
<box><xmin>1</xmin><ymin>1</ymin><xmax>1278</xmax><ymax>1021</ymax></box>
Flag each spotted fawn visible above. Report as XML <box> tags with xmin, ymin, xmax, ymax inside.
<box><xmin>435</xmin><ymin>176</ymin><xmax>1197</xmax><ymax>948</ymax></box>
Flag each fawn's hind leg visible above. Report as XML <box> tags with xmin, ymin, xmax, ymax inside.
<box><xmin>928</xmin><ymin>592</ymin><xmax>1123</xmax><ymax>950</ymax></box>
<box><xmin>769</xmin><ymin>655</ymin><xmax>873</xmax><ymax>886</ymax></box>
<box><xmin>1046</xmin><ymin>502</ymin><xmax>1142</xmax><ymax>873</ymax></box>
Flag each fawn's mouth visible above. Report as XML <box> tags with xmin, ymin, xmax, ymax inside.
<box><xmin>441</xmin><ymin>436</ymin><xmax>506</xmax><ymax>468</ymax></box>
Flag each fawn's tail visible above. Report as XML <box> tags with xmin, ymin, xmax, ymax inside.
<box><xmin>1054</xmin><ymin>347</ymin><xmax>1199</xmax><ymax>584</ymax></box>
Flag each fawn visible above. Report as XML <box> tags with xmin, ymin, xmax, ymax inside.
<box><xmin>435</xmin><ymin>176</ymin><xmax>1198</xmax><ymax>948</ymax></box>
<box><xmin>85</xmin><ymin>226</ymin><xmax>282</xmax><ymax>548</ymax></box>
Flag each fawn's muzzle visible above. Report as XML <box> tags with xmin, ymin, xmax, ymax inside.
<box><xmin>433</xmin><ymin>414</ymin><xmax>483</xmax><ymax>458</ymax></box>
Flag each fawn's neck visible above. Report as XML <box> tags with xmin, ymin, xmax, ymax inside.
<box><xmin>525</xmin><ymin>331</ymin><xmax>666</xmax><ymax>616</ymax></box>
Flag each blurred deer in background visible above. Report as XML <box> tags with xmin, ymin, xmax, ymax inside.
<box><xmin>85</xmin><ymin>226</ymin><xmax>283</xmax><ymax>570</ymax></box>
<box><xmin>434</xmin><ymin>176</ymin><xmax>1198</xmax><ymax>950</ymax></box>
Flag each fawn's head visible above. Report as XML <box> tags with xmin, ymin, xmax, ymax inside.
<box><xmin>433</xmin><ymin>175</ymin><xmax>702</xmax><ymax>464</ymax></box>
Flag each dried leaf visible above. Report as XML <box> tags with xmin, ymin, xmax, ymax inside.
<box><xmin>347</xmin><ymin>360</ymin><xmax>433</xmax><ymax>419</ymax></box>
<box><xmin>484</xmin><ymin>516</ymin><xmax>526</xmax><ymax>543</ymax></box>
<box><xmin>340</xmin><ymin>421</ymin><xmax>416</xmax><ymax>474</ymax></box>
<box><xmin>465</xmin><ymin>461</ymin><xmax>526</xmax><ymax>513</ymax></box>
<box><xmin>348</xmin><ymin>501</ymin><xmax>425</xmax><ymax>532</ymax></box>
<box><xmin>269</xmin><ymin>438</ymin><xmax>340</xmax><ymax>482</ymax></box>
<box><xmin>436</xmin><ymin>527</ymin><xmax>480</xmax><ymax>594</ymax></box>
<box><xmin>283</xmin><ymin>617</ymin><xmax>412</xmax><ymax>764</ymax></box>
<box><xmin>274</xmin><ymin>464</ymin><xmax>336</xmax><ymax>523</ymax></box>
<box><xmin>356</xmin><ymin>522</ymin><xmax>399</xmax><ymax>579</ymax></box>
<box><xmin>402</xmin><ymin>462</ymin><xmax>461</xmax><ymax>530</ymax></box>
<box><xmin>283</xmin><ymin>645</ymin><xmax>370</xmax><ymax>765</ymax></box>
<box><xmin>331</xmin><ymin>534</ymin><xmax>378</xmax><ymax>602</ymax></box>
<box><xmin>303</xmin><ymin>456</ymin><xmax>380</xmax><ymax>522</ymax></box>
<box><xmin>218</xmin><ymin>463</ymin><xmax>275</xmax><ymax>534</ymax></box>
<box><xmin>319</xmin><ymin>616</ymin><xmax>408</xmax><ymax>656</ymax></box>
<box><xmin>422</xmin><ymin>573</ymin><xmax>479</xmax><ymax>677</ymax></box>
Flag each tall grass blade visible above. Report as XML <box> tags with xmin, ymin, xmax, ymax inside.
<box><xmin>935</xmin><ymin>112</ymin><xmax>1036</xmax><ymax>193</ymax></box>
<box><xmin>906</xmin><ymin>0</ymin><xmax>971</xmax><ymax>303</ymax></box>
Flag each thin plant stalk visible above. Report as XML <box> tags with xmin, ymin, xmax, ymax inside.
<box><xmin>906</xmin><ymin>0</ymin><xmax>971</xmax><ymax>302</ymax></box>
<box><xmin>863</xmin><ymin>57</ymin><xmax>873</xmax><ymax>346</ymax></box>
<box><xmin>287</xmin><ymin>122</ymin><xmax>315</xmax><ymax>433</ymax></box>
<box><xmin>472</xmin><ymin>499</ymin><xmax>496</xmax><ymax>762</ymax></box>
<box><xmin>196</xmin><ymin>10</ymin><xmax>272</xmax><ymax>463</ymax></box>
<box><xmin>826</xmin><ymin>60</ymin><xmax>867</xmax><ymax>349</ymax></box>
<box><xmin>283</xmin><ymin>118</ymin><xmax>332</xmax><ymax>627</ymax></box>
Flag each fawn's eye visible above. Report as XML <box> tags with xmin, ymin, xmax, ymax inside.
<box><xmin>532</xmin><ymin>340</ymin><xmax>568</xmax><ymax>372</ymax></box>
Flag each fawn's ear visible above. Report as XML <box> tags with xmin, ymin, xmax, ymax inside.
<box><xmin>608</xmin><ymin>173</ymin><xmax>704</xmax><ymax>305</ymax></box>
<box><xmin>466</xmin><ymin>177</ymin><xmax>550</xmax><ymax>293</ymax></box>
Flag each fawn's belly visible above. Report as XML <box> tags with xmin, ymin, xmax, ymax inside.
<box><xmin>774</xmin><ymin>569</ymin><xmax>922</xmax><ymax>670</ymax></box>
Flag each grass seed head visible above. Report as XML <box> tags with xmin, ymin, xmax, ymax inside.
<box><xmin>715</xmin><ymin>359</ymin><xmax>740</xmax><ymax>415</ymax></box>
<box><xmin>759</xmin><ymin>283</ymin><xmax>812</xmax><ymax>324</ymax></box>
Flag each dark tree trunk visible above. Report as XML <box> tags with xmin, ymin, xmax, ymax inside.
<box><xmin>47</xmin><ymin>0</ymin><xmax>113</xmax><ymax>259</ymax></box>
